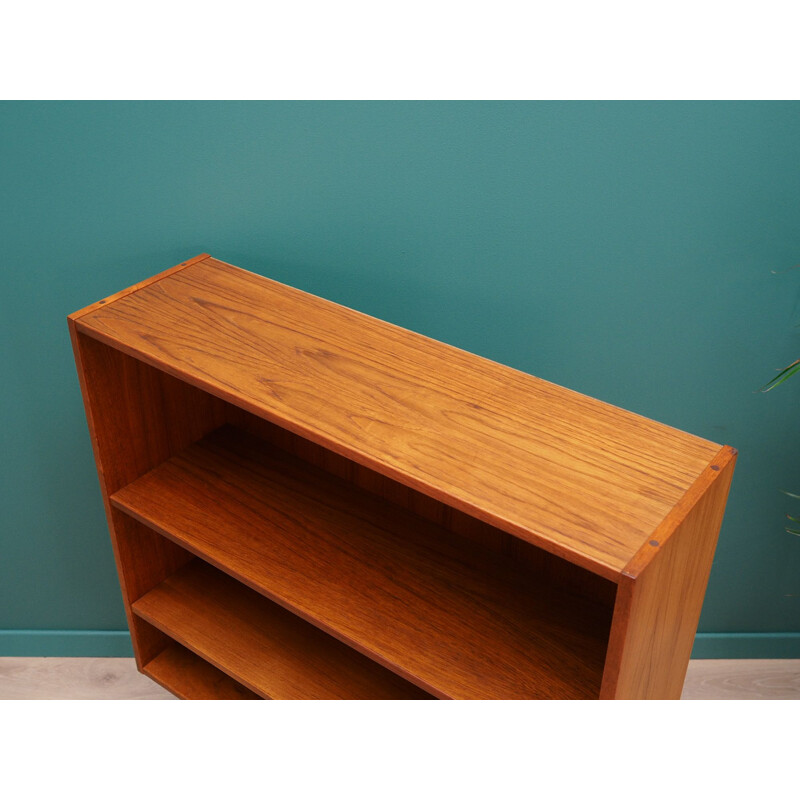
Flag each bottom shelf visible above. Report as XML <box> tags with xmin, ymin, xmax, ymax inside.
<box><xmin>134</xmin><ymin>558</ymin><xmax>432</xmax><ymax>700</ymax></box>
<box><xmin>143</xmin><ymin>641</ymin><xmax>261</xmax><ymax>700</ymax></box>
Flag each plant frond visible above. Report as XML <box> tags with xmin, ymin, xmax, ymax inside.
<box><xmin>761</xmin><ymin>359</ymin><xmax>800</xmax><ymax>392</ymax></box>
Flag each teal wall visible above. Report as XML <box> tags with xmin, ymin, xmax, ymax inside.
<box><xmin>2</xmin><ymin>101</ymin><xmax>799</xmax><ymax>657</ymax></box>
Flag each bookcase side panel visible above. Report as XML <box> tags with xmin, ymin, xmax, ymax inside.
<box><xmin>69</xmin><ymin>325</ymin><xmax>227</xmax><ymax>664</ymax></box>
<box><xmin>113</xmin><ymin>512</ymin><xmax>195</xmax><ymax>663</ymax></box>
<box><xmin>600</xmin><ymin>450</ymin><xmax>736</xmax><ymax>699</ymax></box>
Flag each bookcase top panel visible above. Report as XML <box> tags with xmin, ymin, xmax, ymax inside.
<box><xmin>74</xmin><ymin>254</ymin><xmax>727</xmax><ymax>578</ymax></box>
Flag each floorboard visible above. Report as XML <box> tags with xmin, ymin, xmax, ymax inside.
<box><xmin>680</xmin><ymin>659</ymin><xmax>800</xmax><ymax>700</ymax></box>
<box><xmin>1</xmin><ymin>658</ymin><xmax>798</xmax><ymax>699</ymax></box>
<box><xmin>0</xmin><ymin>657</ymin><xmax>175</xmax><ymax>700</ymax></box>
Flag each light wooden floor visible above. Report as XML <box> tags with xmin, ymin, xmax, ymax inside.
<box><xmin>0</xmin><ymin>658</ymin><xmax>798</xmax><ymax>699</ymax></box>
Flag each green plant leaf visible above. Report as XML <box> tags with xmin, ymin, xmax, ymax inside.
<box><xmin>761</xmin><ymin>359</ymin><xmax>800</xmax><ymax>392</ymax></box>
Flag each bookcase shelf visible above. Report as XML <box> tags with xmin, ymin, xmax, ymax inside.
<box><xmin>115</xmin><ymin>425</ymin><xmax>611</xmax><ymax>699</ymax></box>
<box><xmin>69</xmin><ymin>253</ymin><xmax>736</xmax><ymax>699</ymax></box>
<box><xmin>133</xmin><ymin>557</ymin><xmax>430</xmax><ymax>700</ymax></box>
<box><xmin>143</xmin><ymin>641</ymin><xmax>261</xmax><ymax>700</ymax></box>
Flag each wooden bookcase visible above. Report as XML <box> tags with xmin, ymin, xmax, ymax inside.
<box><xmin>68</xmin><ymin>253</ymin><xmax>736</xmax><ymax>699</ymax></box>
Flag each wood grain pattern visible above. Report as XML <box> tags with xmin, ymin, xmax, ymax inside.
<box><xmin>142</xmin><ymin>642</ymin><xmax>261</xmax><ymax>700</ymax></box>
<box><xmin>110</xmin><ymin>511</ymin><xmax>194</xmax><ymax>665</ymax></box>
<box><xmin>133</xmin><ymin>558</ymin><xmax>432</xmax><ymax>699</ymax></box>
<box><xmin>112</xmin><ymin>426</ymin><xmax>613</xmax><ymax>699</ymax></box>
<box><xmin>68</xmin><ymin>319</ymin><xmax>227</xmax><ymax>666</ymax></box>
<box><xmin>76</xmin><ymin>255</ymin><xmax>722</xmax><ymax>580</ymax></box>
<box><xmin>70</xmin><ymin>254</ymin><xmax>737</xmax><ymax>700</ymax></box>
<box><xmin>227</xmin><ymin>405</ymin><xmax>618</xmax><ymax>609</ymax></box>
<box><xmin>0</xmin><ymin>657</ymin><xmax>175</xmax><ymax>700</ymax></box>
<box><xmin>681</xmin><ymin>660</ymin><xmax>800</xmax><ymax>700</ymax></box>
<box><xmin>600</xmin><ymin>448</ymin><xmax>737</xmax><ymax>698</ymax></box>
<box><xmin>68</xmin><ymin>253</ymin><xmax>210</xmax><ymax>320</ymax></box>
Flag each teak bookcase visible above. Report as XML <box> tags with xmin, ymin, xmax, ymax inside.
<box><xmin>69</xmin><ymin>254</ymin><xmax>736</xmax><ymax>700</ymax></box>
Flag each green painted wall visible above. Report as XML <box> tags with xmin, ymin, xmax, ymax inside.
<box><xmin>2</xmin><ymin>101</ymin><xmax>799</xmax><ymax>657</ymax></box>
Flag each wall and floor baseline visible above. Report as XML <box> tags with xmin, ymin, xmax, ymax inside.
<box><xmin>2</xmin><ymin>631</ymin><xmax>800</xmax><ymax>659</ymax></box>
<box><xmin>0</xmin><ymin>656</ymin><xmax>798</xmax><ymax>700</ymax></box>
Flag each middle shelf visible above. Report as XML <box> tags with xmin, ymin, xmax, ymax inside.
<box><xmin>111</xmin><ymin>425</ymin><xmax>614</xmax><ymax>699</ymax></box>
